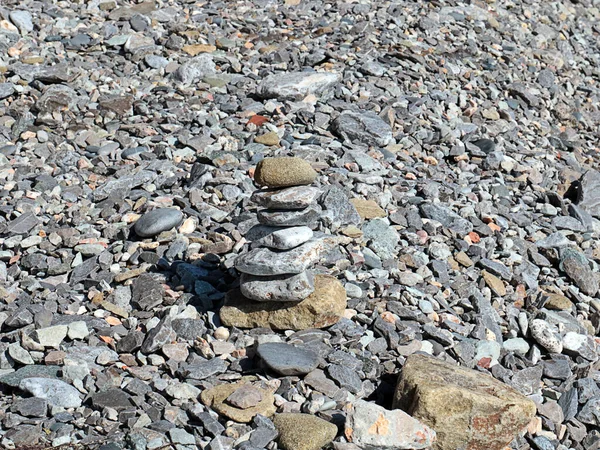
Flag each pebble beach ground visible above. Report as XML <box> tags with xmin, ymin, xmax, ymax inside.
<box><xmin>1</xmin><ymin>0</ymin><xmax>600</xmax><ymax>450</ymax></box>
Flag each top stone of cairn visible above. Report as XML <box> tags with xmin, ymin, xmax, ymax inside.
<box><xmin>254</xmin><ymin>157</ymin><xmax>317</xmax><ymax>188</ymax></box>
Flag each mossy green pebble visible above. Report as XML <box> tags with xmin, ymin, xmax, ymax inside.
<box><xmin>273</xmin><ymin>413</ymin><xmax>337</xmax><ymax>450</ymax></box>
<box><xmin>254</xmin><ymin>157</ymin><xmax>317</xmax><ymax>188</ymax></box>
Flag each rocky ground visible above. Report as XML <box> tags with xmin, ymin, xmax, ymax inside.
<box><xmin>1</xmin><ymin>0</ymin><xmax>600</xmax><ymax>449</ymax></box>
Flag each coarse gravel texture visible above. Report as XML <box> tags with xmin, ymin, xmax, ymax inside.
<box><xmin>1</xmin><ymin>0</ymin><xmax>600</xmax><ymax>450</ymax></box>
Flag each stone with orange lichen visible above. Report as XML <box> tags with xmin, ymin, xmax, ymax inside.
<box><xmin>393</xmin><ymin>354</ymin><xmax>536</xmax><ymax>450</ymax></box>
<box><xmin>345</xmin><ymin>399</ymin><xmax>435</xmax><ymax>449</ymax></box>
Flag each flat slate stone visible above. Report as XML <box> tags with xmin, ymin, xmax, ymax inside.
<box><xmin>0</xmin><ymin>365</ymin><xmax>61</xmax><ymax>388</ymax></box>
<box><xmin>235</xmin><ymin>238</ymin><xmax>334</xmax><ymax>276</ymax></box>
<box><xmin>256</xmin><ymin>342</ymin><xmax>320</xmax><ymax>376</ymax></box>
<box><xmin>134</xmin><ymin>208</ymin><xmax>184</xmax><ymax>238</ymax></box>
<box><xmin>257</xmin><ymin>206</ymin><xmax>321</xmax><ymax>227</ymax></box>
<box><xmin>252</xmin><ymin>186</ymin><xmax>321</xmax><ymax>210</ymax></box>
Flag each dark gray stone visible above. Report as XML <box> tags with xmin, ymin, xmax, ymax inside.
<box><xmin>257</xmin><ymin>342</ymin><xmax>319</xmax><ymax>376</ymax></box>
<box><xmin>134</xmin><ymin>208</ymin><xmax>184</xmax><ymax>238</ymax></box>
<box><xmin>420</xmin><ymin>203</ymin><xmax>473</xmax><ymax>235</ymax></box>
<box><xmin>327</xmin><ymin>364</ymin><xmax>362</xmax><ymax>394</ymax></box>
<box><xmin>131</xmin><ymin>274</ymin><xmax>164</xmax><ymax>310</ymax></box>
<box><xmin>332</xmin><ymin>110</ymin><xmax>393</xmax><ymax>146</ymax></box>
<box><xmin>92</xmin><ymin>388</ymin><xmax>134</xmax><ymax>409</ymax></box>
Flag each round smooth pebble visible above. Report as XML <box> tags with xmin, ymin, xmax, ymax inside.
<box><xmin>134</xmin><ymin>208</ymin><xmax>184</xmax><ymax>238</ymax></box>
<box><xmin>214</xmin><ymin>327</ymin><xmax>230</xmax><ymax>341</ymax></box>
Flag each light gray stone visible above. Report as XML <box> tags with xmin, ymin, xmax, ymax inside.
<box><xmin>345</xmin><ymin>400</ymin><xmax>435</xmax><ymax>450</ymax></box>
<box><xmin>35</xmin><ymin>325</ymin><xmax>68</xmax><ymax>348</ymax></box>
<box><xmin>9</xmin><ymin>10</ymin><xmax>34</xmax><ymax>33</ymax></box>
<box><xmin>257</xmin><ymin>71</ymin><xmax>341</xmax><ymax>101</ymax></box>
<box><xmin>240</xmin><ymin>272</ymin><xmax>315</xmax><ymax>302</ymax></box>
<box><xmin>235</xmin><ymin>238</ymin><xmax>334</xmax><ymax>276</ymax></box>
<box><xmin>19</xmin><ymin>377</ymin><xmax>82</xmax><ymax>408</ymax></box>
<box><xmin>252</xmin><ymin>186</ymin><xmax>321</xmax><ymax>210</ymax></box>
<box><xmin>174</xmin><ymin>54</ymin><xmax>216</xmax><ymax>84</ymax></box>
<box><xmin>530</xmin><ymin>319</ymin><xmax>563</xmax><ymax>353</ymax></box>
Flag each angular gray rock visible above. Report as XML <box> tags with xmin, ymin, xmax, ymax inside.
<box><xmin>332</xmin><ymin>110</ymin><xmax>393</xmax><ymax>147</ymax></box>
<box><xmin>577</xmin><ymin>169</ymin><xmax>600</xmax><ymax>218</ymax></box>
<box><xmin>420</xmin><ymin>203</ymin><xmax>473</xmax><ymax>235</ymax></box>
<box><xmin>36</xmin><ymin>85</ymin><xmax>78</xmax><ymax>113</ymax></box>
<box><xmin>251</xmin><ymin>186</ymin><xmax>321</xmax><ymax>210</ymax></box>
<box><xmin>9</xmin><ymin>10</ymin><xmax>34</xmax><ymax>33</ymax></box>
<box><xmin>560</xmin><ymin>248</ymin><xmax>599</xmax><ymax>296</ymax></box>
<box><xmin>19</xmin><ymin>377</ymin><xmax>82</xmax><ymax>408</ymax></box>
<box><xmin>257</xmin><ymin>71</ymin><xmax>341</xmax><ymax>101</ymax></box>
<box><xmin>345</xmin><ymin>400</ymin><xmax>435</xmax><ymax>450</ymax></box>
<box><xmin>240</xmin><ymin>271</ymin><xmax>315</xmax><ymax>302</ymax></box>
<box><xmin>174</xmin><ymin>54</ymin><xmax>216</xmax><ymax>84</ymax></box>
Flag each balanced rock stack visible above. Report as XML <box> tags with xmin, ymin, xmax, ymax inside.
<box><xmin>220</xmin><ymin>157</ymin><xmax>347</xmax><ymax>330</ymax></box>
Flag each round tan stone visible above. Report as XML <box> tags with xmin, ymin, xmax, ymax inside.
<box><xmin>254</xmin><ymin>157</ymin><xmax>317</xmax><ymax>188</ymax></box>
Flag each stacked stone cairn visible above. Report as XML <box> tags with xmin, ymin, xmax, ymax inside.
<box><xmin>220</xmin><ymin>157</ymin><xmax>347</xmax><ymax>330</ymax></box>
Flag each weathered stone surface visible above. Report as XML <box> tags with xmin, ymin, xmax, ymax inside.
<box><xmin>332</xmin><ymin>110</ymin><xmax>393</xmax><ymax>147</ymax></box>
<box><xmin>257</xmin><ymin>71</ymin><xmax>341</xmax><ymax>101</ymax></box>
<box><xmin>257</xmin><ymin>206</ymin><xmax>321</xmax><ymax>227</ymax></box>
<box><xmin>420</xmin><ymin>204</ymin><xmax>473</xmax><ymax>235</ymax></box>
<box><xmin>201</xmin><ymin>381</ymin><xmax>275</xmax><ymax>423</ymax></box>
<box><xmin>273</xmin><ymin>413</ymin><xmax>338</xmax><ymax>450</ymax></box>
<box><xmin>240</xmin><ymin>272</ymin><xmax>315</xmax><ymax>302</ymax></box>
<box><xmin>226</xmin><ymin>385</ymin><xmax>263</xmax><ymax>409</ymax></box>
<box><xmin>560</xmin><ymin>249</ymin><xmax>599</xmax><ymax>296</ymax></box>
<box><xmin>530</xmin><ymin>319</ymin><xmax>563</xmax><ymax>353</ymax></box>
<box><xmin>36</xmin><ymin>85</ymin><xmax>78</xmax><ymax>113</ymax></box>
<box><xmin>254</xmin><ymin>226</ymin><xmax>314</xmax><ymax>250</ymax></box>
<box><xmin>19</xmin><ymin>377</ymin><xmax>82</xmax><ymax>408</ymax></box>
<box><xmin>220</xmin><ymin>275</ymin><xmax>346</xmax><ymax>330</ymax></box>
<box><xmin>235</xmin><ymin>238</ymin><xmax>333</xmax><ymax>276</ymax></box>
<box><xmin>256</xmin><ymin>342</ymin><xmax>319</xmax><ymax>375</ymax></box>
<box><xmin>350</xmin><ymin>199</ymin><xmax>386</xmax><ymax>219</ymax></box>
<box><xmin>252</xmin><ymin>186</ymin><xmax>321</xmax><ymax>210</ymax></box>
<box><xmin>174</xmin><ymin>54</ymin><xmax>216</xmax><ymax>84</ymax></box>
<box><xmin>254</xmin><ymin>157</ymin><xmax>317</xmax><ymax>188</ymax></box>
<box><xmin>345</xmin><ymin>400</ymin><xmax>435</xmax><ymax>449</ymax></box>
<box><xmin>393</xmin><ymin>354</ymin><xmax>536</xmax><ymax>450</ymax></box>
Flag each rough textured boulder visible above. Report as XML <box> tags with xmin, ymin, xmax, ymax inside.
<box><xmin>393</xmin><ymin>354</ymin><xmax>536</xmax><ymax>450</ymax></box>
<box><xmin>220</xmin><ymin>275</ymin><xmax>346</xmax><ymax>330</ymax></box>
